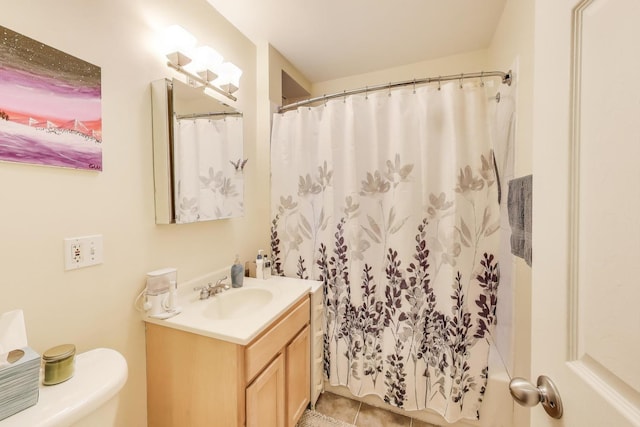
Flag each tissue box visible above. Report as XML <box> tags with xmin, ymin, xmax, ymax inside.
<box><xmin>0</xmin><ymin>346</ymin><xmax>40</xmax><ymax>421</ymax></box>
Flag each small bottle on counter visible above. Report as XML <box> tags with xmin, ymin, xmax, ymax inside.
<box><xmin>231</xmin><ymin>255</ymin><xmax>244</xmax><ymax>288</ymax></box>
<box><xmin>263</xmin><ymin>255</ymin><xmax>272</xmax><ymax>279</ymax></box>
<box><xmin>256</xmin><ymin>250</ymin><xmax>264</xmax><ymax>280</ymax></box>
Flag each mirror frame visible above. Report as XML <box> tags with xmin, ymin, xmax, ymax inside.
<box><xmin>151</xmin><ymin>78</ymin><xmax>176</xmax><ymax>224</ymax></box>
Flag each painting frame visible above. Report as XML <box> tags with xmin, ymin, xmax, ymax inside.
<box><xmin>0</xmin><ymin>25</ymin><xmax>102</xmax><ymax>171</ymax></box>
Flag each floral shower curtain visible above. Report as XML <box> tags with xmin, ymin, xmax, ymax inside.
<box><xmin>270</xmin><ymin>82</ymin><xmax>500</xmax><ymax>422</ymax></box>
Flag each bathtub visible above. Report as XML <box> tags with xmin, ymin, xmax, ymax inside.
<box><xmin>323</xmin><ymin>343</ymin><xmax>514</xmax><ymax>427</ymax></box>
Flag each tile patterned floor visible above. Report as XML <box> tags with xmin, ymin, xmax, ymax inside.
<box><xmin>314</xmin><ymin>391</ymin><xmax>440</xmax><ymax>427</ymax></box>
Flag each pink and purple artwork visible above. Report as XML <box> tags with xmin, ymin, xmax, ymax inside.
<box><xmin>0</xmin><ymin>25</ymin><xmax>102</xmax><ymax>171</ymax></box>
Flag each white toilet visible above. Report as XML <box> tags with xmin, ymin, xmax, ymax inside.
<box><xmin>0</xmin><ymin>348</ymin><xmax>128</xmax><ymax>427</ymax></box>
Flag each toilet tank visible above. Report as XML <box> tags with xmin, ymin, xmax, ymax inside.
<box><xmin>0</xmin><ymin>348</ymin><xmax>128</xmax><ymax>427</ymax></box>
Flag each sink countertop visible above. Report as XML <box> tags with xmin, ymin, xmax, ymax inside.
<box><xmin>143</xmin><ymin>276</ymin><xmax>320</xmax><ymax>345</ymax></box>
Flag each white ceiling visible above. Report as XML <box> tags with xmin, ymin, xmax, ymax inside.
<box><xmin>206</xmin><ymin>0</ymin><xmax>508</xmax><ymax>83</ymax></box>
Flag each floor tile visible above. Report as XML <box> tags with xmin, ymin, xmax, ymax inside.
<box><xmin>315</xmin><ymin>392</ymin><xmax>361</xmax><ymax>424</ymax></box>
<box><xmin>355</xmin><ymin>402</ymin><xmax>411</xmax><ymax>427</ymax></box>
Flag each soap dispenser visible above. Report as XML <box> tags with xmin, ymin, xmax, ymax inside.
<box><xmin>231</xmin><ymin>255</ymin><xmax>244</xmax><ymax>288</ymax></box>
<box><xmin>256</xmin><ymin>250</ymin><xmax>264</xmax><ymax>280</ymax></box>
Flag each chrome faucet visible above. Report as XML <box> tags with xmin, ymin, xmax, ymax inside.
<box><xmin>195</xmin><ymin>276</ymin><xmax>229</xmax><ymax>299</ymax></box>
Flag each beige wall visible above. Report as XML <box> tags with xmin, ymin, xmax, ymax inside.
<box><xmin>267</xmin><ymin>45</ymin><xmax>312</xmax><ymax>105</ymax></box>
<box><xmin>0</xmin><ymin>0</ymin><xmax>261</xmax><ymax>425</ymax></box>
<box><xmin>311</xmin><ymin>49</ymin><xmax>488</xmax><ymax>97</ymax></box>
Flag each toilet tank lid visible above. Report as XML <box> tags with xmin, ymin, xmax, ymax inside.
<box><xmin>0</xmin><ymin>348</ymin><xmax>128</xmax><ymax>427</ymax></box>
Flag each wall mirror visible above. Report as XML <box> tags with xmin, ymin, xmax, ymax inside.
<box><xmin>151</xmin><ymin>78</ymin><xmax>244</xmax><ymax>224</ymax></box>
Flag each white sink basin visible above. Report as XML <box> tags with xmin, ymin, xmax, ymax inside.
<box><xmin>203</xmin><ymin>287</ymin><xmax>273</xmax><ymax>320</ymax></box>
<box><xmin>144</xmin><ymin>276</ymin><xmax>319</xmax><ymax>345</ymax></box>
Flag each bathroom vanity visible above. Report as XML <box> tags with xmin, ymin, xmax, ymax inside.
<box><xmin>144</xmin><ymin>276</ymin><xmax>317</xmax><ymax>427</ymax></box>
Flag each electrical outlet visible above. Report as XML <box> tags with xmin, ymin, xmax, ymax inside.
<box><xmin>71</xmin><ymin>242</ymin><xmax>82</xmax><ymax>264</ymax></box>
<box><xmin>64</xmin><ymin>235</ymin><xmax>103</xmax><ymax>270</ymax></box>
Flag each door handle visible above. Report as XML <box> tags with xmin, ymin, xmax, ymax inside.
<box><xmin>509</xmin><ymin>375</ymin><xmax>563</xmax><ymax>419</ymax></box>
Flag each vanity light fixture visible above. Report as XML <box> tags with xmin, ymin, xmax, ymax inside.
<box><xmin>185</xmin><ymin>45</ymin><xmax>224</xmax><ymax>82</ymax></box>
<box><xmin>213</xmin><ymin>62</ymin><xmax>243</xmax><ymax>94</ymax></box>
<box><xmin>161</xmin><ymin>25</ymin><xmax>241</xmax><ymax>101</ymax></box>
<box><xmin>161</xmin><ymin>25</ymin><xmax>196</xmax><ymax>67</ymax></box>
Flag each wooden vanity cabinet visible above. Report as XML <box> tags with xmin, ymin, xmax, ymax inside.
<box><xmin>246</xmin><ymin>353</ymin><xmax>285</xmax><ymax>427</ymax></box>
<box><xmin>285</xmin><ymin>325</ymin><xmax>311</xmax><ymax>426</ymax></box>
<box><xmin>145</xmin><ymin>296</ymin><xmax>310</xmax><ymax>427</ymax></box>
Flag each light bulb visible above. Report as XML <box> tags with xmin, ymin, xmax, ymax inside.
<box><xmin>162</xmin><ymin>25</ymin><xmax>197</xmax><ymax>66</ymax></box>
<box><xmin>213</xmin><ymin>62</ymin><xmax>243</xmax><ymax>93</ymax></box>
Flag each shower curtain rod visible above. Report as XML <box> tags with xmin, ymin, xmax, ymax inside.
<box><xmin>278</xmin><ymin>70</ymin><xmax>512</xmax><ymax>113</ymax></box>
<box><xmin>175</xmin><ymin>111</ymin><xmax>243</xmax><ymax>120</ymax></box>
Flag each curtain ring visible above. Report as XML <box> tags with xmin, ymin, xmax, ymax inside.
<box><xmin>437</xmin><ymin>77</ymin><xmax>441</xmax><ymax>91</ymax></box>
<box><xmin>388</xmin><ymin>83</ymin><xmax>391</xmax><ymax>97</ymax></box>
<box><xmin>459</xmin><ymin>73</ymin><xmax>464</xmax><ymax>89</ymax></box>
<box><xmin>412</xmin><ymin>78</ymin><xmax>416</xmax><ymax>94</ymax></box>
<box><xmin>324</xmin><ymin>95</ymin><xmax>327</xmax><ymax>107</ymax></box>
<box><xmin>365</xmin><ymin>86</ymin><xmax>368</xmax><ymax>100</ymax></box>
<box><xmin>343</xmin><ymin>90</ymin><xmax>346</xmax><ymax>103</ymax></box>
<box><xmin>480</xmin><ymin>71</ymin><xmax>485</xmax><ymax>87</ymax></box>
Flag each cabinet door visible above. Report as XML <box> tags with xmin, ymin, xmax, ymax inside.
<box><xmin>246</xmin><ymin>353</ymin><xmax>285</xmax><ymax>427</ymax></box>
<box><xmin>286</xmin><ymin>325</ymin><xmax>310</xmax><ymax>427</ymax></box>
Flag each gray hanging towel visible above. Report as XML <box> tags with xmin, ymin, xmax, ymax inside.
<box><xmin>508</xmin><ymin>174</ymin><xmax>532</xmax><ymax>266</ymax></box>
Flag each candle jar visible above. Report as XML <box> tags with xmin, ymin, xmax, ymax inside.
<box><xmin>42</xmin><ymin>344</ymin><xmax>76</xmax><ymax>385</ymax></box>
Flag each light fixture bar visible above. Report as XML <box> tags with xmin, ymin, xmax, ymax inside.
<box><xmin>166</xmin><ymin>61</ymin><xmax>237</xmax><ymax>102</ymax></box>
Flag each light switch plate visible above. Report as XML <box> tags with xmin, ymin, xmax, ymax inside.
<box><xmin>64</xmin><ymin>234</ymin><xmax>103</xmax><ymax>270</ymax></box>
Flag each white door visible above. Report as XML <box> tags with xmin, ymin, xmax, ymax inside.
<box><xmin>531</xmin><ymin>0</ymin><xmax>640</xmax><ymax>425</ymax></box>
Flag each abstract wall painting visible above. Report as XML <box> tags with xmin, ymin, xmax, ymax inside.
<box><xmin>0</xmin><ymin>25</ymin><xmax>102</xmax><ymax>171</ymax></box>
